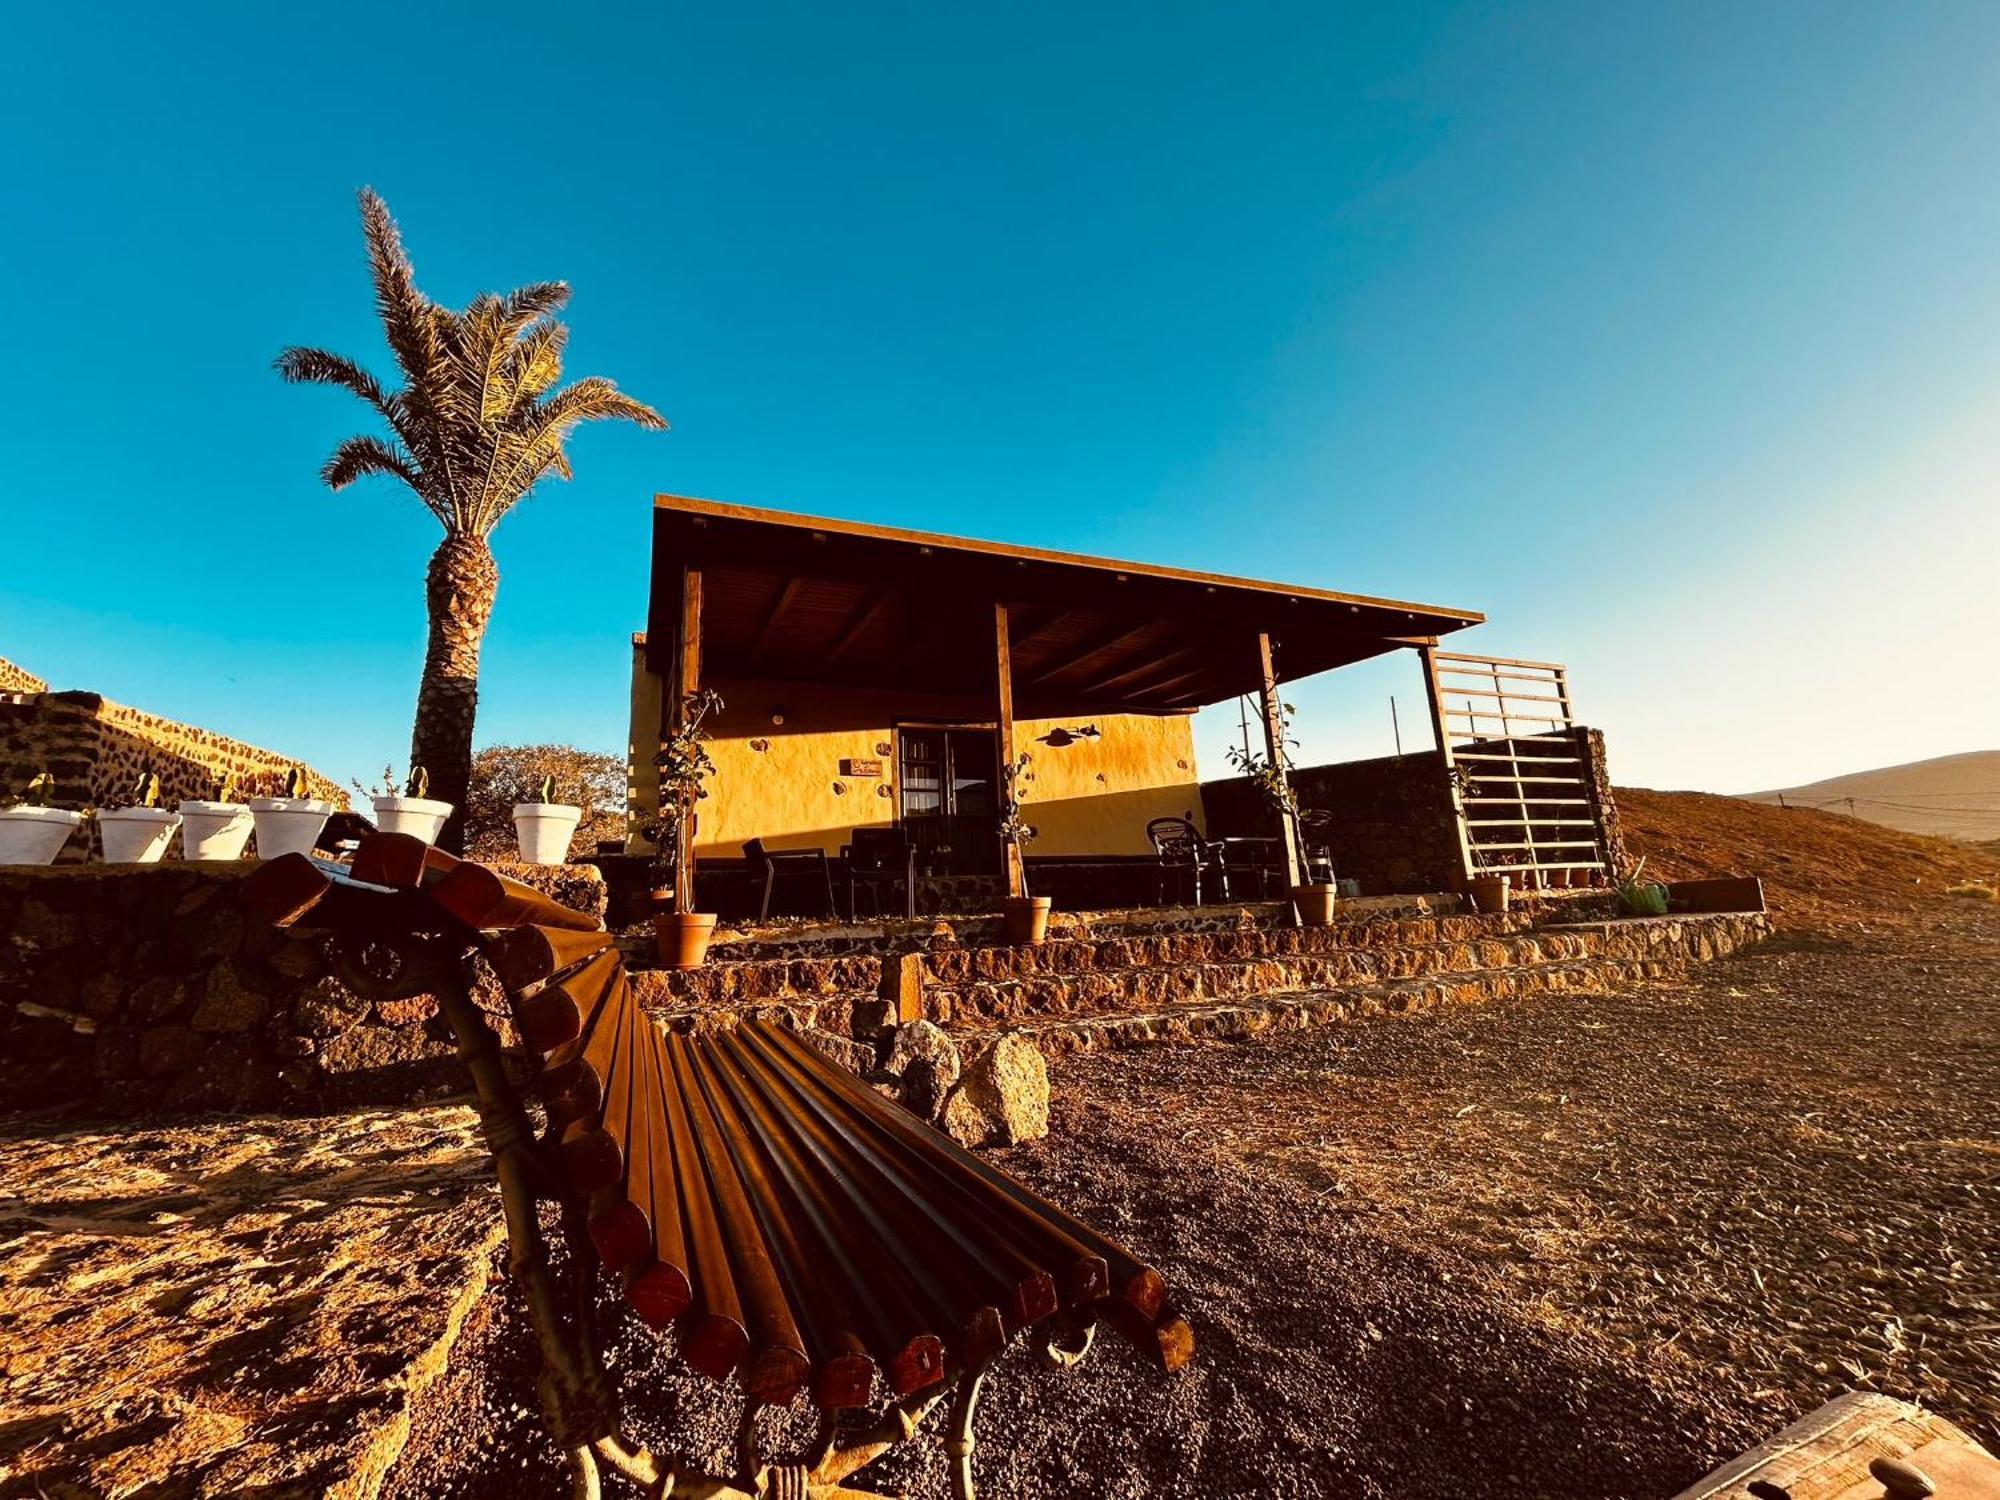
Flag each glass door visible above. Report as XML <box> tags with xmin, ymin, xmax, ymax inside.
<box><xmin>898</xmin><ymin>727</ymin><xmax>1000</xmax><ymax>874</ymax></box>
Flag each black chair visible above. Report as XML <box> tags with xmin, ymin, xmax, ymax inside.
<box><xmin>842</xmin><ymin>827</ymin><xmax>918</xmax><ymax>921</ymax></box>
<box><xmin>1146</xmin><ymin>816</ymin><xmax>1225</xmax><ymax>905</ymax></box>
<box><xmin>743</xmin><ymin>837</ymin><xmax>838</xmax><ymax>920</ymax></box>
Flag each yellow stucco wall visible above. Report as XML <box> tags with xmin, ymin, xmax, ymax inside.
<box><xmin>626</xmin><ymin>647</ymin><xmax>1203</xmax><ymax>858</ymax></box>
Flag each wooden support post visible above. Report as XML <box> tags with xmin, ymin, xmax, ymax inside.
<box><xmin>1254</xmin><ymin>632</ymin><xmax>1303</xmax><ymax>894</ymax></box>
<box><xmin>994</xmin><ymin>602</ymin><xmax>1025</xmax><ymax>900</ymax></box>
<box><xmin>671</xmin><ymin>566</ymin><xmax>704</xmax><ymax>916</ymax></box>
<box><xmin>1418</xmin><ymin>643</ymin><xmax>1476</xmax><ymax>887</ymax></box>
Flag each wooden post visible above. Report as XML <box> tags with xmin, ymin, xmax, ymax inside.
<box><xmin>994</xmin><ymin>602</ymin><xmax>1025</xmax><ymax>900</ymax></box>
<box><xmin>1418</xmin><ymin>643</ymin><xmax>1476</xmax><ymax>886</ymax></box>
<box><xmin>670</xmin><ymin>567</ymin><xmax>704</xmax><ymax>916</ymax></box>
<box><xmin>1254</xmin><ymin>632</ymin><xmax>1303</xmax><ymax>893</ymax></box>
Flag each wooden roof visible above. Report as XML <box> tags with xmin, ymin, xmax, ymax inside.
<box><xmin>646</xmin><ymin>494</ymin><xmax>1483</xmax><ymax>716</ymax></box>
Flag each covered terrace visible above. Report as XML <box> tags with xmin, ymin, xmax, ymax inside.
<box><xmin>632</xmin><ymin>494</ymin><xmax>1486</xmax><ymax>916</ymax></box>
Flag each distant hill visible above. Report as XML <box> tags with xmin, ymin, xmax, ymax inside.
<box><xmin>1740</xmin><ymin>750</ymin><xmax>2000</xmax><ymax>841</ymax></box>
<box><xmin>1617</xmin><ymin>786</ymin><xmax>1996</xmax><ymax>930</ymax></box>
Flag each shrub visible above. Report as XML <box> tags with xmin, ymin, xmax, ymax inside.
<box><xmin>464</xmin><ymin>744</ymin><xmax>625</xmax><ymax>862</ymax></box>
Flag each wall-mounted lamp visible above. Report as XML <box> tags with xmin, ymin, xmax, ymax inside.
<box><xmin>769</xmin><ymin>705</ymin><xmax>787</xmax><ymax>726</ymax></box>
<box><xmin>1036</xmin><ymin>724</ymin><xmax>1101</xmax><ymax>748</ymax></box>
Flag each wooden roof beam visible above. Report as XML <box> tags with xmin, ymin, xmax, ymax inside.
<box><xmin>1072</xmin><ymin>641</ymin><xmax>1210</xmax><ymax>698</ymax></box>
<box><xmin>825</xmin><ymin>589</ymin><xmax>895</xmax><ymax>664</ymax></box>
<box><xmin>746</xmin><ymin>577</ymin><xmax>806</xmax><ymax>667</ymax></box>
<box><xmin>1021</xmin><ymin>620</ymin><xmax>1169</xmax><ymax>689</ymax></box>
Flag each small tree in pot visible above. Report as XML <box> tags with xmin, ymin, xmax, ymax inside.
<box><xmin>647</xmin><ymin>688</ymin><xmax>723</xmax><ymax>967</ymax></box>
<box><xmin>1225</xmin><ymin>702</ymin><xmax>1337</xmax><ymax>926</ymax></box>
<box><xmin>997</xmin><ymin>752</ymin><xmax>1051</xmax><ymax>944</ymax></box>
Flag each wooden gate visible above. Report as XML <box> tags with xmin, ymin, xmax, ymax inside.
<box><xmin>1420</xmin><ymin>649</ymin><xmax>1613</xmax><ymax>887</ymax></box>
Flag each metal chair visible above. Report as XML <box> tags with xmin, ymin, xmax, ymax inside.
<box><xmin>1145</xmin><ymin>816</ymin><xmax>1223</xmax><ymax>905</ymax></box>
<box><xmin>842</xmin><ymin>827</ymin><xmax>918</xmax><ymax>921</ymax></box>
<box><xmin>743</xmin><ymin>837</ymin><xmax>837</xmax><ymax>920</ymax></box>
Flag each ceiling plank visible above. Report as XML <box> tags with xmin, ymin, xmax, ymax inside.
<box><xmin>1073</xmin><ymin>641</ymin><xmax>1212</xmax><ymax>698</ymax></box>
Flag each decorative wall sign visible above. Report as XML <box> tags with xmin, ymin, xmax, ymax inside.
<box><xmin>840</xmin><ymin>758</ymin><xmax>884</xmax><ymax>778</ymax></box>
<box><xmin>875</xmin><ymin>741</ymin><xmax>894</xmax><ymax>757</ymax></box>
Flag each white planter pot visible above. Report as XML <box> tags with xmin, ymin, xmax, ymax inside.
<box><xmin>513</xmin><ymin>802</ymin><xmax>582</xmax><ymax>865</ymax></box>
<box><xmin>372</xmin><ymin>795</ymin><xmax>454</xmax><ymax>845</ymax></box>
<box><xmin>248</xmin><ymin>797</ymin><xmax>335</xmax><ymax>860</ymax></box>
<box><xmin>179</xmin><ymin>801</ymin><xmax>254</xmax><ymax>861</ymax></box>
<box><xmin>99</xmin><ymin>806</ymin><xmax>182</xmax><ymax>864</ymax></box>
<box><xmin>0</xmin><ymin>806</ymin><xmax>85</xmax><ymax>865</ymax></box>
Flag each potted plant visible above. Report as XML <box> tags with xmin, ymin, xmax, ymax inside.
<box><xmin>179</xmin><ymin>770</ymin><xmax>255</xmax><ymax>860</ymax></box>
<box><xmin>514</xmin><ymin>772</ymin><xmax>583</xmax><ymax>865</ymax></box>
<box><xmin>1615</xmin><ymin>856</ymin><xmax>1670</xmax><ymax>917</ymax></box>
<box><xmin>359</xmin><ymin>763</ymin><xmax>453</xmax><ymax>845</ymax></box>
<box><xmin>249</xmin><ymin>766</ymin><xmax>336</xmax><ymax>860</ymax></box>
<box><xmin>1225</xmin><ymin>705</ymin><xmax>1337</xmax><ymax>926</ymax></box>
<box><xmin>1468</xmin><ymin>870</ymin><xmax>1511</xmax><ymax>913</ymax></box>
<box><xmin>998</xmin><ymin>752</ymin><xmax>1052</xmax><ymax>944</ymax></box>
<box><xmin>0</xmin><ymin>772</ymin><xmax>85</xmax><ymax>865</ymax></box>
<box><xmin>97</xmin><ymin>770</ymin><xmax>181</xmax><ymax>864</ymax></box>
<box><xmin>648</xmin><ymin>688</ymin><xmax>723</xmax><ymax>968</ymax></box>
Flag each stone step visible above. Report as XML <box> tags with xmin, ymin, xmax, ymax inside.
<box><xmin>920</xmin><ymin>909</ymin><xmax>1534</xmax><ymax>987</ymax></box>
<box><xmin>628</xmin><ymin>951</ymin><xmax>883</xmax><ymax>1008</ymax></box>
<box><xmin>923</xmin><ymin>913</ymin><xmax>1766</xmax><ymax>1026</ymax></box>
<box><xmin>988</xmin><ymin>953</ymin><xmax>1699</xmax><ymax>1060</ymax></box>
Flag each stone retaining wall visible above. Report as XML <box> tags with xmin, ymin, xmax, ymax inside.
<box><xmin>0</xmin><ymin>861</ymin><xmax>606</xmax><ymax>1114</ymax></box>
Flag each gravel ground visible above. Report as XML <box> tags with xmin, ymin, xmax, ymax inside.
<box><xmin>393</xmin><ymin>904</ymin><xmax>2000</xmax><ymax>1499</ymax></box>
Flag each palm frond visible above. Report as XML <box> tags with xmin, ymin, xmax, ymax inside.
<box><xmin>274</xmin><ymin>347</ymin><xmax>386</xmax><ymax>406</ymax></box>
<box><xmin>321</xmin><ymin>434</ymin><xmax>424</xmax><ymax>498</ymax></box>
<box><xmin>474</xmin><ymin>377</ymin><xmax>666</xmax><ymax>532</ymax></box>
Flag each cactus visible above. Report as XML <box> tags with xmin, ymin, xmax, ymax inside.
<box><xmin>285</xmin><ymin>765</ymin><xmax>310</xmax><ymax>799</ymax></box>
<box><xmin>21</xmin><ymin>771</ymin><xmax>55</xmax><ymax>808</ymax></box>
<box><xmin>134</xmin><ymin>770</ymin><xmax>162</xmax><ymax>809</ymax></box>
<box><xmin>538</xmin><ymin>772</ymin><xmax>558</xmax><ymax>804</ymax></box>
<box><xmin>212</xmin><ymin>770</ymin><xmax>239</xmax><ymax>803</ymax></box>
<box><xmin>406</xmin><ymin>764</ymin><xmax>430</xmax><ymax>799</ymax></box>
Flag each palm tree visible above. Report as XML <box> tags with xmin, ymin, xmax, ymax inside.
<box><xmin>278</xmin><ymin>189</ymin><xmax>664</xmax><ymax>851</ymax></box>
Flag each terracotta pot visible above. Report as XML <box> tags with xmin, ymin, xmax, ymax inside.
<box><xmin>0</xmin><ymin>806</ymin><xmax>84</xmax><ymax>865</ymax></box>
<box><xmin>1468</xmin><ymin>874</ymin><xmax>1511</xmax><ymax>914</ymax></box>
<box><xmin>372</xmin><ymin>794</ymin><xmax>454</xmax><ymax>845</ymax></box>
<box><xmin>247</xmin><ymin>797</ymin><xmax>335</xmax><ymax>860</ymax></box>
<box><xmin>656</xmin><ymin>910</ymin><xmax>717</xmax><ymax>968</ymax></box>
<box><xmin>179</xmin><ymin>801</ymin><xmax>254</xmax><ymax>860</ymax></box>
<box><xmin>1292</xmin><ymin>883</ymin><xmax>1338</xmax><ymax>927</ymax></box>
<box><xmin>513</xmin><ymin>802</ymin><xmax>582</xmax><ymax>864</ymax></box>
<box><xmin>98</xmin><ymin>807</ymin><xmax>181</xmax><ymax>864</ymax></box>
<box><xmin>1002</xmin><ymin>895</ymin><xmax>1053</xmax><ymax>945</ymax></box>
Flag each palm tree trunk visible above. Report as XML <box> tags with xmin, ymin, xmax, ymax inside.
<box><xmin>411</xmin><ymin>533</ymin><xmax>497</xmax><ymax>853</ymax></box>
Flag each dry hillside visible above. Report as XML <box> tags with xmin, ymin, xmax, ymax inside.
<box><xmin>1743</xmin><ymin>748</ymin><xmax>2000</xmax><ymax>841</ymax></box>
<box><xmin>1617</xmin><ymin>785</ymin><xmax>1997</xmax><ymax>931</ymax></box>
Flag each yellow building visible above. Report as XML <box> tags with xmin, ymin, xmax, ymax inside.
<box><xmin>628</xmin><ymin>496</ymin><xmax>1484</xmax><ymax>912</ymax></box>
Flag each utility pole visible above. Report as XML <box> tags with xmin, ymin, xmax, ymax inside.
<box><xmin>1390</xmin><ymin>696</ymin><xmax>1403</xmax><ymax>757</ymax></box>
<box><xmin>1237</xmin><ymin>694</ymin><xmax>1254</xmax><ymax>768</ymax></box>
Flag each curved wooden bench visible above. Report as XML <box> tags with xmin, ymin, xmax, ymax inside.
<box><xmin>243</xmin><ymin>833</ymin><xmax>1190</xmax><ymax>1498</ymax></box>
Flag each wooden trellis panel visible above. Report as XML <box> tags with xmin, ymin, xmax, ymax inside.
<box><xmin>1421</xmin><ymin>649</ymin><xmax>1613</xmax><ymax>886</ymax></box>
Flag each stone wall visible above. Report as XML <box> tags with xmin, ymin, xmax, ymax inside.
<box><xmin>1201</xmin><ymin>750</ymin><xmax>1466</xmax><ymax>895</ymax></box>
<box><xmin>0</xmin><ymin>691</ymin><xmax>344</xmax><ymax>859</ymax></box>
<box><xmin>0</xmin><ymin>861</ymin><xmax>606</xmax><ymax>1114</ymax></box>
<box><xmin>0</xmin><ymin>656</ymin><xmax>47</xmax><ymax>694</ymax></box>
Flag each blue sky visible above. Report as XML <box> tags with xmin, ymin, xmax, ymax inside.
<box><xmin>3</xmin><ymin>1</ymin><xmax>1994</xmax><ymax>798</ymax></box>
